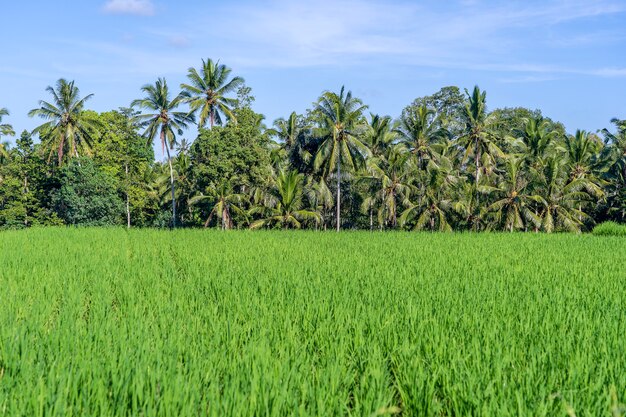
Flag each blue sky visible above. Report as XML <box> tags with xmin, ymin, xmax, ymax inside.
<box><xmin>2</xmin><ymin>0</ymin><xmax>626</xmax><ymax>159</ymax></box>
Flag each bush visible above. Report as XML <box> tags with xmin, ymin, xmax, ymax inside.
<box><xmin>592</xmin><ymin>221</ymin><xmax>626</xmax><ymax>236</ymax></box>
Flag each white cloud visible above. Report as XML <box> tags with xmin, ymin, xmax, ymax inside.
<box><xmin>199</xmin><ymin>0</ymin><xmax>625</xmax><ymax>70</ymax></box>
<box><xmin>102</xmin><ymin>0</ymin><xmax>155</xmax><ymax>16</ymax></box>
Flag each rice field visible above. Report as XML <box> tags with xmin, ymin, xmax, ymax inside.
<box><xmin>0</xmin><ymin>228</ymin><xmax>625</xmax><ymax>416</ymax></box>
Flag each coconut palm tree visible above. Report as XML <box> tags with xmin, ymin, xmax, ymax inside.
<box><xmin>0</xmin><ymin>108</ymin><xmax>14</xmax><ymax>157</ymax></box>
<box><xmin>394</xmin><ymin>105</ymin><xmax>447</xmax><ymax>169</ymax></box>
<box><xmin>28</xmin><ymin>79</ymin><xmax>100</xmax><ymax>164</ymax></box>
<box><xmin>180</xmin><ymin>58</ymin><xmax>244</xmax><ymax>128</ymax></box>
<box><xmin>400</xmin><ymin>157</ymin><xmax>457</xmax><ymax>231</ymax></box>
<box><xmin>313</xmin><ymin>86</ymin><xmax>369</xmax><ymax>231</ymax></box>
<box><xmin>131</xmin><ymin>78</ymin><xmax>194</xmax><ymax>228</ymax></box>
<box><xmin>364</xmin><ymin>114</ymin><xmax>395</xmax><ymax>158</ymax></box>
<box><xmin>189</xmin><ymin>180</ymin><xmax>248</xmax><ymax>229</ymax></box>
<box><xmin>459</xmin><ymin>86</ymin><xmax>504</xmax><ymax>215</ymax></box>
<box><xmin>480</xmin><ymin>157</ymin><xmax>542</xmax><ymax>232</ymax></box>
<box><xmin>509</xmin><ymin>116</ymin><xmax>560</xmax><ymax>168</ymax></box>
<box><xmin>535</xmin><ymin>156</ymin><xmax>602</xmax><ymax>232</ymax></box>
<box><xmin>250</xmin><ymin>170</ymin><xmax>320</xmax><ymax>229</ymax></box>
<box><xmin>562</xmin><ymin>130</ymin><xmax>603</xmax><ymax>180</ymax></box>
<box><xmin>600</xmin><ymin>118</ymin><xmax>626</xmax><ymax>221</ymax></box>
<box><xmin>360</xmin><ymin>144</ymin><xmax>412</xmax><ymax>229</ymax></box>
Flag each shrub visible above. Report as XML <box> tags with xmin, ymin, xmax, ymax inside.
<box><xmin>592</xmin><ymin>221</ymin><xmax>626</xmax><ymax>236</ymax></box>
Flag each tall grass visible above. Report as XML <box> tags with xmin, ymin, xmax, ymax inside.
<box><xmin>0</xmin><ymin>228</ymin><xmax>624</xmax><ymax>416</ymax></box>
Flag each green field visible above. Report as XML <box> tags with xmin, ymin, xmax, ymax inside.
<box><xmin>0</xmin><ymin>229</ymin><xmax>625</xmax><ymax>416</ymax></box>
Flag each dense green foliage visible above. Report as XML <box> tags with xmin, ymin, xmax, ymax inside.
<box><xmin>0</xmin><ymin>229</ymin><xmax>624</xmax><ymax>416</ymax></box>
<box><xmin>0</xmin><ymin>58</ymin><xmax>624</xmax><ymax>231</ymax></box>
<box><xmin>592</xmin><ymin>221</ymin><xmax>626</xmax><ymax>236</ymax></box>
<box><xmin>51</xmin><ymin>158</ymin><xmax>123</xmax><ymax>226</ymax></box>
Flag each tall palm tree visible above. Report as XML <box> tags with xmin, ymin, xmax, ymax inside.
<box><xmin>268</xmin><ymin>111</ymin><xmax>307</xmax><ymax>171</ymax></box>
<box><xmin>250</xmin><ymin>170</ymin><xmax>320</xmax><ymax>229</ymax></box>
<box><xmin>180</xmin><ymin>58</ymin><xmax>244</xmax><ymax>128</ymax></box>
<box><xmin>364</xmin><ymin>114</ymin><xmax>395</xmax><ymax>158</ymax></box>
<box><xmin>190</xmin><ymin>180</ymin><xmax>248</xmax><ymax>229</ymax></box>
<box><xmin>480</xmin><ymin>157</ymin><xmax>542</xmax><ymax>232</ymax></box>
<box><xmin>459</xmin><ymin>86</ymin><xmax>504</xmax><ymax>218</ymax></box>
<box><xmin>131</xmin><ymin>78</ymin><xmax>194</xmax><ymax>228</ymax></box>
<box><xmin>313</xmin><ymin>86</ymin><xmax>369</xmax><ymax>231</ymax></box>
<box><xmin>563</xmin><ymin>130</ymin><xmax>602</xmax><ymax>180</ymax></box>
<box><xmin>394</xmin><ymin>105</ymin><xmax>447</xmax><ymax>169</ymax></box>
<box><xmin>28</xmin><ymin>79</ymin><xmax>100</xmax><ymax>164</ymax></box>
<box><xmin>361</xmin><ymin>144</ymin><xmax>412</xmax><ymax>229</ymax></box>
<box><xmin>600</xmin><ymin>118</ymin><xmax>626</xmax><ymax>221</ymax></box>
<box><xmin>269</xmin><ymin>111</ymin><xmax>300</xmax><ymax>151</ymax></box>
<box><xmin>509</xmin><ymin>116</ymin><xmax>559</xmax><ymax>168</ymax></box>
<box><xmin>400</xmin><ymin>157</ymin><xmax>457</xmax><ymax>232</ymax></box>
<box><xmin>536</xmin><ymin>157</ymin><xmax>602</xmax><ymax>232</ymax></box>
<box><xmin>0</xmin><ymin>108</ymin><xmax>14</xmax><ymax>157</ymax></box>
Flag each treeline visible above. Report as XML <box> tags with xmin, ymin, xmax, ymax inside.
<box><xmin>0</xmin><ymin>59</ymin><xmax>624</xmax><ymax>231</ymax></box>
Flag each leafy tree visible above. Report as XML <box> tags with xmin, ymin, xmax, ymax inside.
<box><xmin>403</xmin><ymin>86</ymin><xmax>465</xmax><ymax>137</ymax></box>
<box><xmin>28</xmin><ymin>79</ymin><xmax>100</xmax><ymax>164</ymax></box>
<box><xmin>180</xmin><ymin>58</ymin><xmax>244</xmax><ymax>128</ymax></box>
<box><xmin>51</xmin><ymin>158</ymin><xmax>123</xmax><ymax>226</ymax></box>
<box><xmin>90</xmin><ymin>110</ymin><xmax>155</xmax><ymax>227</ymax></box>
<box><xmin>190</xmin><ymin>107</ymin><xmax>271</xmax><ymax>195</ymax></box>
<box><xmin>132</xmin><ymin>78</ymin><xmax>194</xmax><ymax>227</ymax></box>
<box><xmin>313</xmin><ymin>86</ymin><xmax>369</xmax><ymax>231</ymax></box>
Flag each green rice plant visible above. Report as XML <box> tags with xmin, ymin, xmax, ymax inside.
<box><xmin>0</xmin><ymin>228</ymin><xmax>624</xmax><ymax>416</ymax></box>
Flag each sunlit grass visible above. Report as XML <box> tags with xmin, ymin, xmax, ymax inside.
<box><xmin>0</xmin><ymin>228</ymin><xmax>624</xmax><ymax>416</ymax></box>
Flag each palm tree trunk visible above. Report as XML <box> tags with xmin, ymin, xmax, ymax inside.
<box><xmin>336</xmin><ymin>160</ymin><xmax>341</xmax><ymax>232</ymax></box>
<box><xmin>164</xmin><ymin>144</ymin><xmax>176</xmax><ymax>229</ymax></box>
<box><xmin>475</xmin><ymin>140</ymin><xmax>481</xmax><ymax>231</ymax></box>
<box><xmin>369</xmin><ymin>201</ymin><xmax>373</xmax><ymax>231</ymax></box>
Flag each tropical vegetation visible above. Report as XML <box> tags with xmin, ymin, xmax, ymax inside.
<box><xmin>0</xmin><ymin>58</ymin><xmax>623</xmax><ymax>232</ymax></box>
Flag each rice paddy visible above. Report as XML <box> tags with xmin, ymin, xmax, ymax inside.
<box><xmin>0</xmin><ymin>228</ymin><xmax>624</xmax><ymax>416</ymax></box>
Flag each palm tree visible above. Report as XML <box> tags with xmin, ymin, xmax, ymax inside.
<box><xmin>364</xmin><ymin>114</ymin><xmax>395</xmax><ymax>158</ymax></box>
<box><xmin>28</xmin><ymin>79</ymin><xmax>100</xmax><ymax>164</ymax></box>
<box><xmin>480</xmin><ymin>157</ymin><xmax>542</xmax><ymax>232</ymax></box>
<box><xmin>361</xmin><ymin>144</ymin><xmax>412</xmax><ymax>229</ymax></box>
<box><xmin>268</xmin><ymin>111</ymin><xmax>307</xmax><ymax>171</ymax></box>
<box><xmin>394</xmin><ymin>105</ymin><xmax>447</xmax><ymax>169</ymax></box>
<box><xmin>250</xmin><ymin>170</ymin><xmax>320</xmax><ymax>229</ymax></box>
<box><xmin>131</xmin><ymin>78</ymin><xmax>194</xmax><ymax>228</ymax></box>
<box><xmin>459</xmin><ymin>86</ymin><xmax>504</xmax><ymax>220</ymax></box>
<box><xmin>0</xmin><ymin>108</ymin><xmax>14</xmax><ymax>157</ymax></box>
<box><xmin>313</xmin><ymin>86</ymin><xmax>369</xmax><ymax>231</ymax></box>
<box><xmin>563</xmin><ymin>130</ymin><xmax>602</xmax><ymax>180</ymax></box>
<box><xmin>190</xmin><ymin>180</ymin><xmax>248</xmax><ymax>229</ymax></box>
<box><xmin>509</xmin><ymin>116</ymin><xmax>559</xmax><ymax>168</ymax></box>
<box><xmin>400</xmin><ymin>158</ymin><xmax>456</xmax><ymax>231</ymax></box>
<box><xmin>269</xmin><ymin>111</ymin><xmax>300</xmax><ymax>151</ymax></box>
<box><xmin>600</xmin><ymin>118</ymin><xmax>626</xmax><ymax>221</ymax></box>
<box><xmin>180</xmin><ymin>58</ymin><xmax>244</xmax><ymax>128</ymax></box>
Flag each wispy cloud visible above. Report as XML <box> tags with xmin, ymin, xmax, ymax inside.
<box><xmin>102</xmin><ymin>0</ymin><xmax>155</xmax><ymax>16</ymax></box>
<box><xmin>56</xmin><ymin>0</ymin><xmax>626</xmax><ymax>82</ymax></box>
<box><xmin>195</xmin><ymin>0</ymin><xmax>626</xmax><ymax>75</ymax></box>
